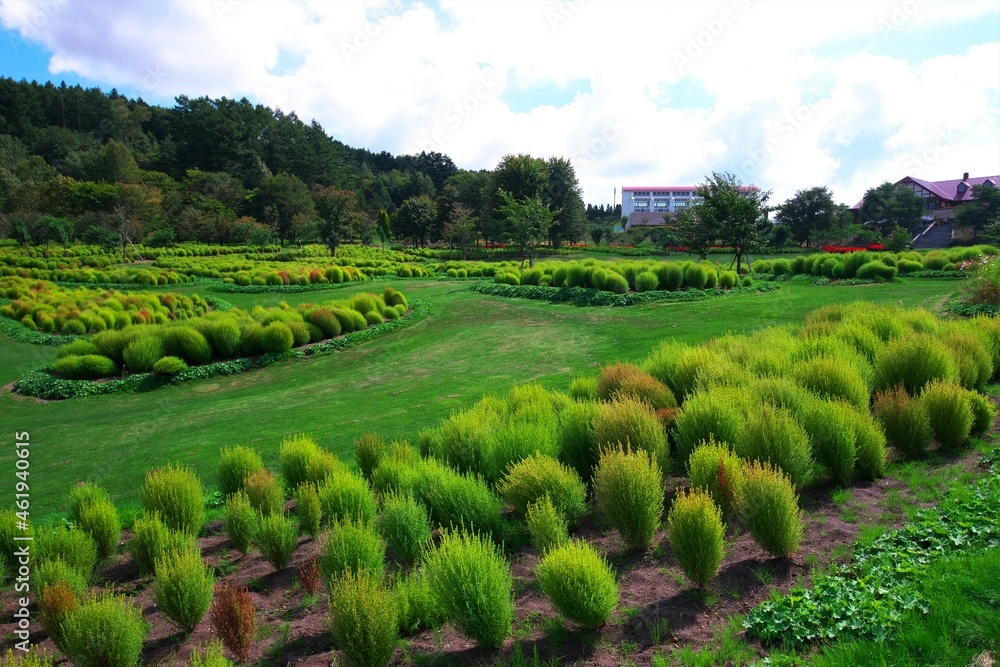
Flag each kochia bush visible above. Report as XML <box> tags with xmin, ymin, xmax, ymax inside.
<box><xmin>142</xmin><ymin>464</ymin><xmax>204</xmax><ymax>535</ymax></box>
<box><xmin>153</xmin><ymin>547</ymin><xmax>215</xmax><ymax>633</ymax></box>
<box><xmin>687</xmin><ymin>438</ymin><xmax>745</xmax><ymax>517</ymax></box>
<box><xmin>217</xmin><ymin>445</ymin><xmax>264</xmax><ymax>497</ymax></box>
<box><xmin>497</xmin><ymin>454</ymin><xmax>587</xmax><ymax>524</ymax></box>
<box><xmin>424</xmin><ymin>528</ymin><xmax>514</xmax><ymax>650</ymax></box>
<box><xmin>873</xmin><ymin>385</ymin><xmax>932</xmax><ymax>459</ymax></box>
<box><xmin>920</xmin><ymin>380</ymin><xmax>974</xmax><ymax>451</ymax></box>
<box><xmin>741</xmin><ymin>461</ymin><xmax>803</xmax><ymax>558</ymax></box>
<box><xmin>60</xmin><ymin>592</ymin><xmax>148</xmax><ymax>667</ymax></box>
<box><xmin>667</xmin><ymin>488</ymin><xmax>725</xmax><ymax>588</ymax></box>
<box><xmin>592</xmin><ymin>446</ymin><xmax>663</xmax><ymax>551</ymax></box>
<box><xmin>328</xmin><ymin>571</ymin><xmax>399</xmax><ymax>667</ymax></box>
<box><xmin>535</xmin><ymin>540</ymin><xmax>619</xmax><ymax>628</ymax></box>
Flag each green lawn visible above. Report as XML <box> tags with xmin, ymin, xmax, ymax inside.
<box><xmin>0</xmin><ymin>278</ymin><xmax>960</xmax><ymax>521</ymax></box>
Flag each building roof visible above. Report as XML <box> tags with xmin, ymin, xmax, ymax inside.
<box><xmin>622</xmin><ymin>186</ymin><xmax>698</xmax><ymax>193</ymax></box>
<box><xmin>851</xmin><ymin>173</ymin><xmax>1000</xmax><ymax>209</ymax></box>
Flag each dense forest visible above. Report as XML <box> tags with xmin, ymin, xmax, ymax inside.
<box><xmin>0</xmin><ymin>77</ymin><xmax>588</xmax><ymax>252</ymax></box>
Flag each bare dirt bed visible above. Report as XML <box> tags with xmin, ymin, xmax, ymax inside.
<box><xmin>4</xmin><ymin>441</ymin><xmax>994</xmax><ymax>666</ymax></box>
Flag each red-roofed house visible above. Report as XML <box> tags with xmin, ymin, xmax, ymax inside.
<box><xmin>851</xmin><ymin>172</ymin><xmax>999</xmax><ymax>222</ymax></box>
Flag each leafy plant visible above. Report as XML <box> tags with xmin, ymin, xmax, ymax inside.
<box><xmin>60</xmin><ymin>592</ymin><xmax>149</xmax><ymax>667</ymax></box>
<box><xmin>242</xmin><ymin>468</ymin><xmax>285</xmax><ymax>516</ymax></box>
<box><xmin>320</xmin><ymin>518</ymin><xmax>386</xmax><ymax>586</ymax></box>
<box><xmin>217</xmin><ymin>445</ymin><xmax>264</xmax><ymax>497</ymax></box>
<box><xmin>35</xmin><ymin>525</ymin><xmax>97</xmax><ymax>577</ymax></box>
<box><xmin>318</xmin><ymin>469</ymin><xmax>378</xmax><ymax>524</ymax></box>
<box><xmin>873</xmin><ymin>384</ymin><xmax>932</xmax><ymax>459</ymax></box>
<box><xmin>686</xmin><ymin>438</ymin><xmax>745</xmax><ymax>517</ymax></box>
<box><xmin>256</xmin><ymin>512</ymin><xmax>299</xmax><ymax>571</ymax></box>
<box><xmin>497</xmin><ymin>454</ymin><xmax>587</xmax><ymax>524</ymax></box>
<box><xmin>211</xmin><ymin>583</ymin><xmax>256</xmax><ymax>663</ymax></box>
<box><xmin>223</xmin><ymin>491</ymin><xmax>258</xmax><ymax>555</ymax></box>
<box><xmin>328</xmin><ymin>570</ymin><xmax>399</xmax><ymax>667</ymax></box>
<box><xmin>142</xmin><ymin>464</ymin><xmax>204</xmax><ymax>535</ymax></box>
<box><xmin>741</xmin><ymin>461</ymin><xmax>803</xmax><ymax>558</ymax></box>
<box><xmin>130</xmin><ymin>512</ymin><xmax>197</xmax><ymax>576</ymax></box>
<box><xmin>376</xmin><ymin>491</ymin><xmax>431</xmax><ymax>565</ymax></box>
<box><xmin>592</xmin><ymin>445</ymin><xmax>663</xmax><ymax>551</ymax></box>
<box><xmin>920</xmin><ymin>380</ymin><xmax>974</xmax><ymax>450</ymax></box>
<box><xmin>293</xmin><ymin>482</ymin><xmax>322</xmax><ymax>538</ymax></box>
<box><xmin>667</xmin><ymin>488</ymin><xmax>725</xmax><ymax>588</ymax></box>
<box><xmin>154</xmin><ymin>546</ymin><xmax>215</xmax><ymax>633</ymax></box>
<box><xmin>526</xmin><ymin>494</ymin><xmax>569</xmax><ymax>555</ymax></box>
<box><xmin>425</xmin><ymin>528</ymin><xmax>514</xmax><ymax>650</ymax></box>
<box><xmin>535</xmin><ymin>539</ymin><xmax>619</xmax><ymax>628</ymax></box>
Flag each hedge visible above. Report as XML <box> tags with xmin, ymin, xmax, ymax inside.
<box><xmin>468</xmin><ymin>281</ymin><xmax>778</xmax><ymax>307</ymax></box>
<box><xmin>12</xmin><ymin>301</ymin><xmax>429</xmax><ymax>400</ymax></box>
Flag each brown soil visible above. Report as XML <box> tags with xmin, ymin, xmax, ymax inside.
<box><xmin>4</xmin><ymin>439</ymin><xmax>994</xmax><ymax>666</ymax></box>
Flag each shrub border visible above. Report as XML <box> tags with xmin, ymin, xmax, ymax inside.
<box><xmin>468</xmin><ymin>281</ymin><xmax>778</xmax><ymax>307</ymax></box>
<box><xmin>10</xmin><ymin>300</ymin><xmax>429</xmax><ymax>400</ymax></box>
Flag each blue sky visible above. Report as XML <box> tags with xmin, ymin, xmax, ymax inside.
<box><xmin>1</xmin><ymin>0</ymin><xmax>997</xmax><ymax>206</ymax></box>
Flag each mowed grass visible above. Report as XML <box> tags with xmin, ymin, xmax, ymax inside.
<box><xmin>0</xmin><ymin>278</ymin><xmax>958</xmax><ymax>521</ymax></box>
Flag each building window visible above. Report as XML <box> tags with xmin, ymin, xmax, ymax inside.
<box><xmin>633</xmin><ymin>191</ymin><xmax>650</xmax><ymax>196</ymax></box>
<box><xmin>958</xmin><ymin>183</ymin><xmax>967</xmax><ymax>193</ymax></box>
<box><xmin>674</xmin><ymin>200</ymin><xmax>687</xmax><ymax>209</ymax></box>
<box><xmin>653</xmin><ymin>199</ymin><xmax>668</xmax><ymax>212</ymax></box>
<box><xmin>634</xmin><ymin>199</ymin><xmax>650</xmax><ymax>212</ymax></box>
<box><xmin>927</xmin><ymin>201</ymin><xmax>936</xmax><ymax>211</ymax></box>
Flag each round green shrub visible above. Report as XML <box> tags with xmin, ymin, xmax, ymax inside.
<box><xmin>536</xmin><ymin>539</ymin><xmax>619</xmax><ymax>628</ymax></box>
<box><xmin>741</xmin><ymin>461</ymin><xmax>803</xmax><ymax>558</ymax></box>
<box><xmin>354</xmin><ymin>433</ymin><xmax>387</xmax><ymax>482</ymax></box>
<box><xmin>873</xmin><ymin>334</ymin><xmax>959</xmax><ymax>396</ymax></box>
<box><xmin>525</xmin><ymin>494</ymin><xmax>569</xmax><ymax>555</ymax></box>
<box><xmin>718</xmin><ymin>270</ymin><xmax>738</xmax><ymax>289</ymax></box>
<box><xmin>855</xmin><ymin>260</ymin><xmax>897</xmax><ymax>281</ymax></box>
<box><xmin>667</xmin><ymin>488</ymin><xmax>725</xmax><ymax>588</ymax></box>
<box><xmin>152</xmin><ymin>355</ymin><xmax>187</xmax><ymax>375</ymax></box>
<box><xmin>684</xmin><ymin>263</ymin><xmax>709</xmax><ymax>289</ymax></box>
<box><xmin>256</xmin><ymin>512</ymin><xmax>299</xmax><ymax>571</ymax></box>
<box><xmin>162</xmin><ymin>326</ymin><xmax>212</xmax><ymax>365</ymax></box>
<box><xmin>122</xmin><ymin>334</ymin><xmax>165</xmax><ymax>373</ymax></box>
<box><xmin>634</xmin><ymin>270</ymin><xmax>659</xmax><ymax>292</ymax></box>
<box><xmin>735</xmin><ymin>403</ymin><xmax>813</xmax><ymax>488</ymax></box>
<box><xmin>57</xmin><ymin>339</ymin><xmax>99</xmax><ymax>359</ymax></box>
<box><xmin>425</xmin><ymin>528</ymin><xmax>514</xmax><ymax>650</ymax></box>
<box><xmin>286</xmin><ymin>320</ymin><xmax>311</xmax><ymax>347</ymax></box>
<box><xmin>557</xmin><ymin>400</ymin><xmax>599</xmax><ymax>482</ymax></box>
<box><xmin>597</xmin><ymin>362</ymin><xmax>676</xmax><ymax>410</ymax></box>
<box><xmin>154</xmin><ymin>546</ymin><xmax>214</xmax><ymax>633</ymax></box>
<box><xmin>320</xmin><ymin>518</ymin><xmax>386</xmax><ymax>585</ymax></box>
<box><xmin>592</xmin><ymin>396</ymin><xmax>668</xmax><ymax>473</ymax></box>
<box><xmin>497</xmin><ymin>454</ymin><xmax>587</xmax><ymax>524</ymax></box>
<box><xmin>242</xmin><ymin>469</ymin><xmax>285</xmax><ymax>517</ymax></box>
<box><xmin>305</xmin><ymin>308</ymin><xmax>342</xmax><ymax>339</ymax></box>
<box><xmin>425</xmin><ymin>468</ymin><xmax>503</xmax><ymax>539</ymax></box>
<box><xmin>798</xmin><ymin>399</ymin><xmax>857</xmax><ymax>487</ymax></box>
<box><xmin>592</xmin><ymin>445</ymin><xmax>663</xmax><ymax>551</ymax></box>
<box><xmin>567</xmin><ymin>375</ymin><xmax>598</xmax><ymax>402</ymax></box>
<box><xmin>920</xmin><ymin>380</ymin><xmax>974</xmax><ymax>451</ymax></box>
<box><xmin>223</xmin><ymin>491</ymin><xmax>258</xmax><ymax>555</ymax></box>
<box><xmin>218</xmin><ymin>445</ymin><xmax>264</xmax><ymax>497</ymax></box>
<box><xmin>603</xmin><ymin>272</ymin><xmax>629</xmax><ymax>294</ymax></box>
<box><xmin>294</xmin><ymin>483</ymin><xmax>323</xmax><ymax>539</ymax></box>
<box><xmin>203</xmin><ymin>319</ymin><xmax>241</xmax><ymax>358</ymax></box>
<box><xmin>329</xmin><ymin>570</ymin><xmax>399</xmax><ymax>667</ymax></box>
<box><xmin>142</xmin><ymin>464</ymin><xmax>204</xmax><ymax>535</ymax></box>
<box><xmin>52</xmin><ymin>354</ymin><xmax>119</xmax><ymax>380</ymax></box>
<box><xmin>792</xmin><ymin>356</ymin><xmax>870</xmax><ymax>410</ymax></box>
<box><xmin>62</xmin><ymin>318</ymin><xmax>86</xmax><ymax>335</ymax></box>
<box><xmin>129</xmin><ymin>513</ymin><xmax>197</xmax><ymax>576</ymax></box>
<box><xmin>35</xmin><ymin>557</ymin><xmax>88</xmax><ymax>601</ymax></box>
<box><xmin>376</xmin><ymin>492</ymin><xmax>431</xmax><ymax>565</ymax></box>
<box><xmin>969</xmin><ymin>390</ymin><xmax>998</xmax><ymax>436</ymax></box>
<box><xmin>873</xmin><ymin>385</ymin><xmax>932</xmax><ymax>459</ymax></box>
<box><xmin>260</xmin><ymin>321</ymin><xmax>294</xmax><ymax>354</ymax></box>
<box><xmin>673</xmin><ymin>386</ymin><xmax>751</xmax><ymax>461</ymax></box>
<box><xmin>35</xmin><ymin>526</ymin><xmax>97</xmax><ymax>577</ymax></box>
<box><xmin>661</xmin><ymin>263</ymin><xmax>684</xmax><ymax>291</ymax></box>
<box><xmin>61</xmin><ymin>592</ymin><xmax>148</xmax><ymax>667</ymax></box>
<box><xmin>280</xmin><ymin>435</ymin><xmax>344</xmax><ymax>490</ymax></box>
<box><xmin>77</xmin><ymin>500</ymin><xmax>121</xmax><ymax>561</ymax></box>
<box><xmin>943</xmin><ymin>330</ymin><xmax>993</xmax><ymax>392</ymax></box>
<box><xmin>394</xmin><ymin>569</ymin><xmax>446</xmax><ymax>636</ymax></box>
<box><xmin>332</xmin><ymin>307</ymin><xmax>369</xmax><ymax>333</ymax></box>
<box><xmin>851</xmin><ymin>408</ymin><xmax>888</xmax><ymax>480</ymax></box>
<box><xmin>687</xmin><ymin>438</ymin><xmax>745</xmax><ymax>517</ymax></box>
<box><xmin>319</xmin><ymin>470</ymin><xmax>378</xmax><ymax>525</ymax></box>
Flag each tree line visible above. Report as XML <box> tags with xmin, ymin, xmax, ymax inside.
<box><xmin>0</xmin><ymin>78</ymin><xmax>586</xmax><ymax>258</ymax></box>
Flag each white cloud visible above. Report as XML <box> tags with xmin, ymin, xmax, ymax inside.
<box><xmin>1</xmin><ymin>0</ymin><xmax>997</xmax><ymax>206</ymax></box>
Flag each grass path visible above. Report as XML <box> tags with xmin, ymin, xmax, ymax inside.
<box><xmin>0</xmin><ymin>278</ymin><xmax>959</xmax><ymax>519</ymax></box>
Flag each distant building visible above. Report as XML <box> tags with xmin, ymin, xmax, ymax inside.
<box><xmin>621</xmin><ymin>186</ymin><xmax>701</xmax><ymax>229</ymax></box>
<box><xmin>621</xmin><ymin>184</ymin><xmax>756</xmax><ymax>229</ymax></box>
<box><xmin>851</xmin><ymin>172</ymin><xmax>999</xmax><ymax>222</ymax></box>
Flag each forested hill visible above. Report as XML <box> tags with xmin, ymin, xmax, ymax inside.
<box><xmin>0</xmin><ymin>77</ymin><xmax>458</xmax><ymax>212</ymax></box>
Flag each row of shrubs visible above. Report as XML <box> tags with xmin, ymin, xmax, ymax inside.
<box><xmin>493</xmin><ymin>259</ymin><xmax>742</xmax><ymax>293</ymax></box>
<box><xmin>49</xmin><ymin>286</ymin><xmax>409</xmax><ymax>380</ymax></box>
<box><xmin>0</xmin><ymin>276</ymin><xmax>209</xmax><ymax>335</ymax></box>
<box><xmin>750</xmin><ymin>246</ymin><xmax>1000</xmax><ymax>281</ymax></box>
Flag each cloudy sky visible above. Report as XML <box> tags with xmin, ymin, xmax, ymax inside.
<box><xmin>1</xmin><ymin>0</ymin><xmax>998</xmax><ymax>206</ymax></box>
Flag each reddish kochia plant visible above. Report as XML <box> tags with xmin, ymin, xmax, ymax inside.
<box><xmin>655</xmin><ymin>407</ymin><xmax>679</xmax><ymax>431</ymax></box>
<box><xmin>39</xmin><ymin>579</ymin><xmax>78</xmax><ymax>650</ymax></box>
<box><xmin>210</xmin><ymin>583</ymin><xmax>256</xmax><ymax>663</ymax></box>
<box><xmin>298</xmin><ymin>558</ymin><xmax>321</xmax><ymax>595</ymax></box>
